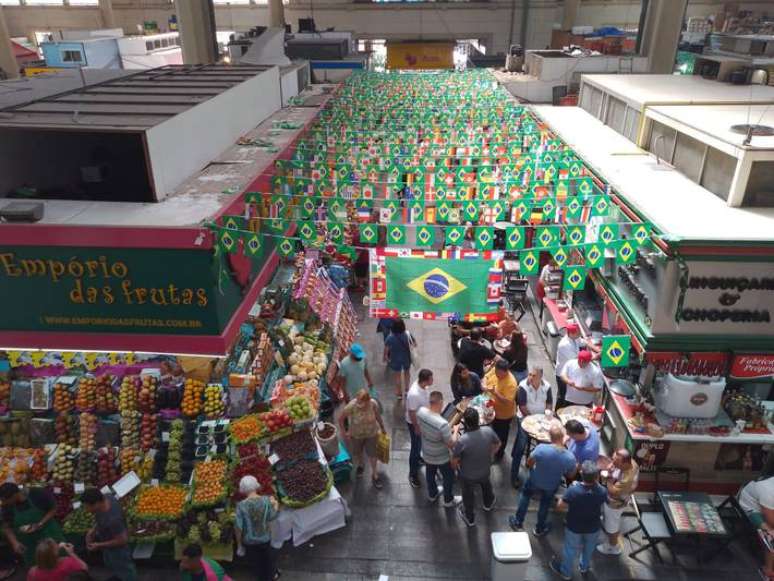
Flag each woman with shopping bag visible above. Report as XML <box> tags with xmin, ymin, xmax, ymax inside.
<box><xmin>339</xmin><ymin>389</ymin><xmax>387</xmax><ymax>489</ymax></box>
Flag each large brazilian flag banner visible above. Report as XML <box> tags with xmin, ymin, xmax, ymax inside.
<box><xmin>370</xmin><ymin>248</ymin><xmax>502</xmax><ymax>321</ymax></box>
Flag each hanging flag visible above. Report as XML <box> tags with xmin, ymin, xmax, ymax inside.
<box><xmin>437</xmin><ymin>201</ymin><xmax>452</xmax><ymax>223</ymax></box>
<box><xmin>359</xmin><ymin>223</ymin><xmax>378</xmax><ymax>245</ymax></box>
<box><xmin>535</xmin><ymin>226</ymin><xmax>560</xmax><ymax>248</ymax></box>
<box><xmin>328</xmin><ymin>222</ymin><xmax>345</xmax><ymax>244</ymax></box>
<box><xmin>511</xmin><ymin>200</ymin><xmax>531</xmax><ymax>223</ymax></box>
<box><xmin>242</xmin><ymin>232</ymin><xmax>262</xmax><ymax>257</ymax></box>
<box><xmin>592</xmin><ymin>195</ymin><xmax>611</xmax><ymax>217</ymax></box>
<box><xmin>416</xmin><ymin>225</ymin><xmax>435</xmax><ymax>247</ymax></box>
<box><xmin>218</xmin><ymin>229</ymin><xmax>237</xmax><ymax>254</ymax></box>
<box><xmin>505</xmin><ymin>226</ymin><xmax>525</xmax><ymax>250</ymax></box>
<box><xmin>601</xmin><ymin>335</ymin><xmax>631</xmax><ymax>367</ymax></box>
<box><xmin>223</xmin><ymin>215</ymin><xmax>247</xmax><ymax>231</ymax></box>
<box><xmin>384</xmin><ymin>200</ymin><xmax>401</xmax><ymax>223</ymax></box>
<box><xmin>408</xmin><ymin>201</ymin><xmax>425</xmax><ymax>223</ymax></box>
<box><xmin>475</xmin><ymin>227</ymin><xmax>494</xmax><ymax>250</ymax></box>
<box><xmin>338</xmin><ymin>244</ymin><xmax>357</xmax><ymax>261</ymax></box>
<box><xmin>598</xmin><ymin>223</ymin><xmax>619</xmax><ymax>246</ymax></box>
<box><xmin>551</xmin><ymin>246</ymin><xmax>569</xmax><ymax>268</ymax></box>
<box><xmin>425</xmin><ymin>206</ymin><xmax>437</xmax><ymax>224</ymax></box>
<box><xmin>463</xmin><ymin>201</ymin><xmax>479</xmax><ymax>222</ymax></box>
<box><xmin>278</xmin><ymin>238</ymin><xmax>295</xmax><ymax>258</ymax></box>
<box><xmin>566</xmin><ymin>225</ymin><xmax>586</xmax><ymax>246</ymax></box>
<box><xmin>384</xmin><ymin>256</ymin><xmax>497</xmax><ymax>316</ymax></box>
<box><xmin>576</xmin><ymin>177</ymin><xmax>594</xmax><ymax>198</ymax></box>
<box><xmin>298</xmin><ymin>221</ymin><xmax>316</xmax><ymax>243</ymax></box>
<box><xmin>387</xmin><ymin>224</ymin><xmax>407</xmax><ymax>245</ymax></box>
<box><xmin>519</xmin><ymin>250</ymin><xmax>539</xmax><ymax>275</ymax></box>
<box><xmin>584</xmin><ymin>243</ymin><xmax>605</xmax><ymax>269</ymax></box>
<box><xmin>614</xmin><ymin>239</ymin><xmax>637</xmax><ymax>265</ymax></box>
<box><xmin>445</xmin><ymin>226</ymin><xmax>466</xmax><ymax>246</ymax></box>
<box><xmin>562</xmin><ymin>265</ymin><xmax>588</xmax><ymax>291</ymax></box>
<box><xmin>631</xmin><ymin>223</ymin><xmax>651</xmax><ymax>246</ymax></box>
<box><xmin>300</xmin><ymin>198</ymin><xmax>317</xmax><ymax>219</ymax></box>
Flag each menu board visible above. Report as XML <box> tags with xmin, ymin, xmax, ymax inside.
<box><xmin>666</xmin><ymin>500</ymin><xmax>726</xmax><ymax>535</ymax></box>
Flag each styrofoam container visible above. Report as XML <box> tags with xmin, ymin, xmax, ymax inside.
<box><xmin>656</xmin><ymin>374</ymin><xmax>726</xmax><ymax>418</ymax></box>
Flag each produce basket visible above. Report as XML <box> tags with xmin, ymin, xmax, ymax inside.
<box><xmin>191</xmin><ymin>459</ymin><xmax>230</xmax><ymax>508</ymax></box>
<box><xmin>276</xmin><ymin>460</ymin><xmax>333</xmax><ymax>509</ymax></box>
<box><xmin>131</xmin><ymin>484</ymin><xmax>189</xmax><ymax>521</ymax></box>
<box><xmin>229</xmin><ymin>415</ymin><xmax>267</xmax><ymax>445</ymax></box>
<box><xmin>63</xmin><ymin>507</ymin><xmax>94</xmax><ymax>535</ymax></box>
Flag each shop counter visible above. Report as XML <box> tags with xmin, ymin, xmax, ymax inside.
<box><xmin>271</xmin><ymin>486</ymin><xmax>349</xmax><ymax>548</ymax></box>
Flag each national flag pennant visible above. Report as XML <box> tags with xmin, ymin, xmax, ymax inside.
<box><xmin>448</xmin><ymin>207</ymin><xmax>462</xmax><ymax>224</ymax></box>
<box><xmin>505</xmin><ymin>226</ymin><xmax>525</xmax><ymax>250</ymax></box>
<box><xmin>601</xmin><ymin>335</ymin><xmax>631</xmax><ymax>367</ymax></box>
<box><xmin>267</xmin><ymin>218</ymin><xmax>286</xmax><ymax>234</ymax></box>
<box><xmin>592</xmin><ymin>195</ymin><xmax>611</xmax><ymax>217</ymax></box>
<box><xmin>359</xmin><ymin>223</ymin><xmax>378</xmax><ymax>245</ymax></box>
<box><xmin>300</xmin><ymin>197</ymin><xmax>317</xmax><ymax>219</ymax></box>
<box><xmin>631</xmin><ymin>223</ymin><xmax>651</xmax><ymax>246</ymax></box>
<box><xmin>223</xmin><ymin>215</ymin><xmax>247</xmax><ymax>231</ymax></box>
<box><xmin>566</xmin><ymin>225</ymin><xmax>586</xmax><ymax>246</ymax></box>
<box><xmin>463</xmin><ymin>201</ymin><xmax>479</xmax><ymax>222</ymax></box>
<box><xmin>425</xmin><ymin>206</ymin><xmax>437</xmax><ymax>224</ymax></box>
<box><xmin>387</xmin><ymin>224</ymin><xmax>406</xmax><ymax>245</ymax></box>
<box><xmin>408</xmin><ymin>201</ymin><xmax>425</xmax><ymax>224</ymax></box>
<box><xmin>511</xmin><ymin>200</ymin><xmax>531</xmax><ymax>223</ymax></box>
<box><xmin>551</xmin><ymin>246</ymin><xmax>569</xmax><ymax>268</ymax></box>
<box><xmin>584</xmin><ymin>243</ymin><xmax>604</xmax><ymax>269</ymax></box>
<box><xmin>298</xmin><ymin>221</ymin><xmax>316</xmax><ymax>243</ymax></box>
<box><xmin>598</xmin><ymin>223</ymin><xmax>619</xmax><ymax>246</ymax></box>
<box><xmin>416</xmin><ymin>225</ymin><xmax>435</xmax><ymax>247</ymax></box>
<box><xmin>576</xmin><ymin>177</ymin><xmax>594</xmax><ymax>198</ymax></box>
<box><xmin>562</xmin><ymin>265</ymin><xmax>588</xmax><ymax>292</ymax></box>
<box><xmin>615</xmin><ymin>239</ymin><xmax>637</xmax><ymax>265</ymax></box>
<box><xmin>519</xmin><ymin>249</ymin><xmax>539</xmax><ymax>276</ymax></box>
<box><xmin>278</xmin><ymin>238</ymin><xmax>296</xmax><ymax>258</ymax></box>
<box><xmin>445</xmin><ymin>225</ymin><xmax>466</xmax><ymax>246</ymax></box>
<box><xmin>437</xmin><ymin>201</ymin><xmax>452</xmax><ymax>223</ymax></box>
<box><xmin>328</xmin><ymin>222</ymin><xmax>344</xmax><ymax>244</ymax></box>
<box><xmin>475</xmin><ymin>227</ymin><xmax>494</xmax><ymax>250</ymax></box>
<box><xmin>218</xmin><ymin>229</ymin><xmax>236</xmax><ymax>254</ymax></box>
<box><xmin>535</xmin><ymin>226</ymin><xmax>560</xmax><ymax>248</ymax></box>
<box><xmin>241</xmin><ymin>232</ymin><xmax>262</xmax><ymax>257</ymax></box>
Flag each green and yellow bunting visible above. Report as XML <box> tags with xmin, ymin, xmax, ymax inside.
<box><xmin>300</xmin><ymin>198</ymin><xmax>316</xmax><ymax>219</ymax></box>
<box><xmin>565</xmin><ymin>197</ymin><xmax>582</xmax><ymax>220</ymax></box>
<box><xmin>384</xmin><ymin>200</ymin><xmax>401</xmax><ymax>223</ymax></box>
<box><xmin>551</xmin><ymin>246</ymin><xmax>569</xmax><ymax>268</ymax></box>
<box><xmin>278</xmin><ymin>238</ymin><xmax>295</xmax><ymax>258</ymax></box>
<box><xmin>242</xmin><ymin>232</ymin><xmax>262</xmax><ymax>257</ymax></box>
<box><xmin>437</xmin><ymin>201</ymin><xmax>452</xmax><ymax>223</ymax></box>
<box><xmin>445</xmin><ymin>226</ymin><xmax>465</xmax><ymax>246</ymax></box>
<box><xmin>359</xmin><ymin>223</ymin><xmax>378</xmax><ymax>244</ymax></box>
<box><xmin>576</xmin><ymin>177</ymin><xmax>594</xmax><ymax>198</ymax></box>
<box><xmin>327</xmin><ymin>198</ymin><xmax>346</xmax><ymax>221</ymax></box>
<box><xmin>298</xmin><ymin>221</ymin><xmax>316</xmax><ymax>243</ymax></box>
<box><xmin>562</xmin><ymin>265</ymin><xmax>587</xmax><ymax>291</ymax></box>
<box><xmin>475</xmin><ymin>227</ymin><xmax>494</xmax><ymax>250</ymax></box>
<box><xmin>615</xmin><ymin>239</ymin><xmax>637</xmax><ymax>265</ymax></box>
<box><xmin>505</xmin><ymin>226</ymin><xmax>525</xmax><ymax>250</ymax></box>
<box><xmin>601</xmin><ymin>335</ymin><xmax>631</xmax><ymax>367</ymax></box>
<box><xmin>409</xmin><ymin>201</ymin><xmax>425</xmax><ymax>222</ymax></box>
<box><xmin>223</xmin><ymin>215</ymin><xmax>247</xmax><ymax>231</ymax></box>
<box><xmin>535</xmin><ymin>226</ymin><xmax>560</xmax><ymax>248</ymax></box>
<box><xmin>592</xmin><ymin>196</ymin><xmax>611</xmax><ymax>217</ymax></box>
<box><xmin>512</xmin><ymin>200</ymin><xmax>531</xmax><ymax>223</ymax></box>
<box><xmin>539</xmin><ymin>198</ymin><xmax>556</xmax><ymax>221</ymax></box>
<box><xmin>598</xmin><ymin>223</ymin><xmax>619</xmax><ymax>246</ymax></box>
<box><xmin>267</xmin><ymin>218</ymin><xmax>286</xmax><ymax>234</ymax></box>
<box><xmin>463</xmin><ymin>201</ymin><xmax>479</xmax><ymax>222</ymax></box>
<box><xmin>337</xmin><ymin>244</ymin><xmax>357</xmax><ymax>260</ymax></box>
<box><xmin>584</xmin><ymin>243</ymin><xmax>605</xmax><ymax>268</ymax></box>
<box><xmin>387</xmin><ymin>224</ymin><xmax>406</xmax><ymax>245</ymax></box>
<box><xmin>566</xmin><ymin>225</ymin><xmax>586</xmax><ymax>246</ymax></box>
<box><xmin>520</xmin><ymin>250</ymin><xmax>539</xmax><ymax>276</ymax></box>
<box><xmin>631</xmin><ymin>223</ymin><xmax>651</xmax><ymax>246</ymax></box>
<box><xmin>328</xmin><ymin>222</ymin><xmax>344</xmax><ymax>244</ymax></box>
<box><xmin>416</xmin><ymin>225</ymin><xmax>435</xmax><ymax>247</ymax></box>
<box><xmin>219</xmin><ymin>229</ymin><xmax>236</xmax><ymax>253</ymax></box>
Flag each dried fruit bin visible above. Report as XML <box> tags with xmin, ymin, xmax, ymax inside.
<box><xmin>131</xmin><ymin>484</ymin><xmax>189</xmax><ymax>521</ymax></box>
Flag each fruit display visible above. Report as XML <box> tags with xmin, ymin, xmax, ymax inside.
<box><xmin>133</xmin><ymin>484</ymin><xmax>188</xmax><ymax>520</ymax></box>
<box><xmin>271</xmin><ymin>429</ymin><xmax>317</xmax><ymax>462</ymax></box>
<box><xmin>53</xmin><ymin>485</ymin><xmax>74</xmax><ymax>521</ymax></box>
<box><xmin>97</xmin><ymin>447</ymin><xmax>118</xmax><ymax>488</ymax></box>
<box><xmin>164</xmin><ymin>419</ymin><xmax>184</xmax><ymax>483</ymax></box>
<box><xmin>63</xmin><ymin>506</ymin><xmax>94</xmax><ymax>534</ymax></box>
<box><xmin>276</xmin><ymin>459</ymin><xmax>332</xmax><ymax>507</ymax></box>
<box><xmin>30</xmin><ymin>449</ymin><xmax>47</xmax><ymax>482</ymax></box>
<box><xmin>191</xmin><ymin>459</ymin><xmax>228</xmax><ymax>507</ymax></box>
<box><xmin>204</xmin><ymin>384</ymin><xmax>225</xmax><ymax>418</ymax></box>
<box><xmin>75</xmin><ymin>450</ymin><xmax>97</xmax><ymax>485</ymax></box>
<box><xmin>250</xmin><ymin>332</ymin><xmax>275</xmax><ymax>392</ymax></box>
<box><xmin>53</xmin><ymin>383</ymin><xmax>74</xmax><ymax>413</ymax></box>
<box><xmin>182</xmin><ymin>379</ymin><xmax>204</xmax><ymax>418</ymax></box>
<box><xmin>271</xmin><ymin>380</ymin><xmax>321</xmax><ymax>412</ymax></box>
<box><xmin>120</xmin><ymin>411</ymin><xmax>140</xmax><ymax>449</ymax></box>
<box><xmin>78</xmin><ymin>413</ymin><xmax>97</xmax><ymax>451</ymax></box>
<box><xmin>119</xmin><ymin>376</ymin><xmax>138</xmax><ymax>412</ymax></box>
<box><xmin>258</xmin><ymin>409</ymin><xmax>293</xmax><ymax>437</ymax></box>
<box><xmin>176</xmin><ymin>509</ymin><xmax>234</xmax><ymax>546</ymax></box>
<box><xmin>52</xmin><ymin>445</ymin><xmax>75</xmax><ymax>483</ymax></box>
<box><xmin>55</xmin><ymin>414</ymin><xmax>77</xmax><ymax>446</ymax></box>
<box><xmin>137</xmin><ymin>450</ymin><xmax>155</xmax><ymax>482</ymax></box>
<box><xmin>0</xmin><ymin>418</ymin><xmax>31</xmax><ymax>448</ymax></box>
<box><xmin>285</xmin><ymin>334</ymin><xmax>329</xmax><ymax>383</ymax></box>
<box><xmin>232</xmin><ymin>448</ymin><xmax>273</xmax><ymax>496</ymax></box>
<box><xmin>285</xmin><ymin>395</ymin><xmax>314</xmax><ymax>422</ymax></box>
<box><xmin>75</xmin><ymin>377</ymin><xmax>96</xmax><ymax>411</ymax></box>
<box><xmin>94</xmin><ymin>375</ymin><xmax>117</xmax><ymax>414</ymax></box>
<box><xmin>230</xmin><ymin>415</ymin><xmax>265</xmax><ymax>444</ymax></box>
<box><xmin>0</xmin><ymin>381</ymin><xmax>9</xmax><ymax>407</ymax></box>
<box><xmin>140</xmin><ymin>414</ymin><xmax>157</xmax><ymax>451</ymax></box>
<box><xmin>137</xmin><ymin>375</ymin><xmax>157</xmax><ymax>413</ymax></box>
<box><xmin>128</xmin><ymin>519</ymin><xmax>175</xmax><ymax>543</ymax></box>
<box><xmin>120</xmin><ymin>447</ymin><xmax>141</xmax><ymax>477</ymax></box>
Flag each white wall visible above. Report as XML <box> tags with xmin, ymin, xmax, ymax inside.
<box><xmin>145</xmin><ymin>65</ymin><xmax>282</xmax><ymax>198</ymax></box>
<box><xmin>4</xmin><ymin>0</ymin><xmax>774</xmax><ymax>57</ymax></box>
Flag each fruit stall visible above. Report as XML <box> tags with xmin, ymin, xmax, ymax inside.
<box><xmin>0</xmin><ymin>255</ymin><xmax>355</xmax><ymax>557</ymax></box>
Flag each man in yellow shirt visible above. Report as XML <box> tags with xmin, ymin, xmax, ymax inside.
<box><xmin>484</xmin><ymin>358</ymin><xmax>518</xmax><ymax>461</ymax></box>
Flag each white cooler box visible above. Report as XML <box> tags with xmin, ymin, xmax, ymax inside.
<box><xmin>655</xmin><ymin>374</ymin><xmax>726</xmax><ymax>418</ymax></box>
<box><xmin>491</xmin><ymin>531</ymin><xmax>531</xmax><ymax>581</ymax></box>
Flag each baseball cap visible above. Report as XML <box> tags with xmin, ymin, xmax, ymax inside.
<box><xmin>578</xmin><ymin>350</ymin><xmax>592</xmax><ymax>363</ymax></box>
<box><xmin>566</xmin><ymin>323</ymin><xmax>580</xmax><ymax>334</ymax></box>
<box><xmin>350</xmin><ymin>343</ymin><xmax>365</xmax><ymax>359</ymax></box>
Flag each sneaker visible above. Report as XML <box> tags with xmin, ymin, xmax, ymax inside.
<box><xmin>549</xmin><ymin>558</ymin><xmax>571</xmax><ymax>581</ymax></box>
<box><xmin>533</xmin><ymin>525</ymin><xmax>551</xmax><ymax>537</ymax></box>
<box><xmin>409</xmin><ymin>475</ymin><xmax>421</xmax><ymax>488</ymax></box>
<box><xmin>372</xmin><ymin>477</ymin><xmax>383</xmax><ymax>490</ymax></box>
<box><xmin>356</xmin><ymin>466</ymin><xmax>364</xmax><ymax>478</ymax></box>
<box><xmin>428</xmin><ymin>493</ymin><xmax>439</xmax><ymax>503</ymax></box>
<box><xmin>442</xmin><ymin>496</ymin><xmax>461</xmax><ymax>508</ymax></box>
<box><xmin>508</xmin><ymin>515</ymin><xmax>523</xmax><ymax>531</ymax></box>
<box><xmin>483</xmin><ymin>495</ymin><xmax>496</xmax><ymax>511</ymax></box>
<box><xmin>596</xmin><ymin>542</ymin><xmax>622</xmax><ymax>556</ymax></box>
<box><xmin>579</xmin><ymin>566</ymin><xmax>591</xmax><ymax>575</ymax></box>
<box><xmin>457</xmin><ymin>504</ymin><xmax>475</xmax><ymax>527</ymax></box>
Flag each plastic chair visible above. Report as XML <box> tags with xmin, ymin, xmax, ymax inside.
<box><xmin>624</xmin><ymin>496</ymin><xmax>675</xmax><ymax>564</ymax></box>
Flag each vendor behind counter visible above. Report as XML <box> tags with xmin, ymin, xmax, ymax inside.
<box><xmin>0</xmin><ymin>483</ymin><xmax>63</xmax><ymax>564</ymax></box>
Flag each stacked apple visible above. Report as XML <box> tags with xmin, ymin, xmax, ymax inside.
<box><xmin>137</xmin><ymin>450</ymin><xmax>154</xmax><ymax>482</ymax></box>
<box><xmin>76</xmin><ymin>451</ymin><xmax>97</xmax><ymax>485</ymax></box>
<box><xmin>52</xmin><ymin>445</ymin><xmax>75</xmax><ymax>483</ymax></box>
<box><xmin>30</xmin><ymin>449</ymin><xmax>47</xmax><ymax>482</ymax></box>
<box><xmin>55</xmin><ymin>414</ymin><xmax>77</xmax><ymax>446</ymax></box>
<box><xmin>259</xmin><ymin>409</ymin><xmax>293</xmax><ymax>435</ymax></box>
<box><xmin>120</xmin><ymin>411</ymin><xmax>141</xmax><ymax>449</ymax></box>
<box><xmin>97</xmin><ymin>447</ymin><xmax>118</xmax><ymax>488</ymax></box>
<box><xmin>95</xmin><ymin>375</ymin><xmax>117</xmax><ymax>414</ymax></box>
<box><xmin>75</xmin><ymin>377</ymin><xmax>96</xmax><ymax>411</ymax></box>
<box><xmin>140</xmin><ymin>414</ymin><xmax>157</xmax><ymax>451</ymax></box>
<box><xmin>138</xmin><ymin>375</ymin><xmax>157</xmax><ymax>413</ymax></box>
<box><xmin>203</xmin><ymin>385</ymin><xmax>225</xmax><ymax>418</ymax></box>
<box><xmin>120</xmin><ymin>447</ymin><xmax>140</xmax><ymax>477</ymax></box>
<box><xmin>78</xmin><ymin>413</ymin><xmax>98</xmax><ymax>451</ymax></box>
<box><xmin>53</xmin><ymin>383</ymin><xmax>74</xmax><ymax>413</ymax></box>
<box><xmin>119</xmin><ymin>376</ymin><xmax>138</xmax><ymax>412</ymax></box>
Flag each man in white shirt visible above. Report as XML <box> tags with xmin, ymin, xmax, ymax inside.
<box><xmin>738</xmin><ymin>475</ymin><xmax>774</xmax><ymax>578</ymax></box>
<box><xmin>417</xmin><ymin>391</ymin><xmax>458</xmax><ymax>506</ymax></box>
<box><xmin>555</xmin><ymin>323</ymin><xmax>583</xmax><ymax>408</ymax></box>
<box><xmin>561</xmin><ymin>350</ymin><xmax>604</xmax><ymax>406</ymax></box>
<box><xmin>511</xmin><ymin>366</ymin><xmax>554</xmax><ymax>488</ymax></box>
<box><xmin>406</xmin><ymin>369</ymin><xmax>433</xmax><ymax>488</ymax></box>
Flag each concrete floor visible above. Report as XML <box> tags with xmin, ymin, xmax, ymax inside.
<box><xmin>78</xmin><ymin>295</ymin><xmax>762</xmax><ymax>581</ymax></box>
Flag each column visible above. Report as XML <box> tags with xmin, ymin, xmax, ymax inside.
<box><xmin>561</xmin><ymin>0</ymin><xmax>580</xmax><ymax>31</ymax></box>
<box><xmin>175</xmin><ymin>0</ymin><xmax>218</xmax><ymax>65</ymax></box>
<box><xmin>0</xmin><ymin>6</ymin><xmax>19</xmax><ymax>80</ymax></box>
<box><xmin>98</xmin><ymin>0</ymin><xmax>116</xmax><ymax>30</ymax></box>
<box><xmin>269</xmin><ymin>0</ymin><xmax>285</xmax><ymax>29</ymax></box>
<box><xmin>639</xmin><ymin>0</ymin><xmax>688</xmax><ymax>73</ymax></box>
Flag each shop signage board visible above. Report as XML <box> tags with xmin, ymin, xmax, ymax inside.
<box><xmin>0</xmin><ymin>245</ymin><xmax>266</xmax><ymax>336</ymax></box>
<box><xmin>385</xmin><ymin>42</ymin><xmax>455</xmax><ymax>70</ymax></box>
<box><xmin>730</xmin><ymin>355</ymin><xmax>774</xmax><ymax>379</ymax></box>
<box><xmin>633</xmin><ymin>440</ymin><xmax>670</xmax><ymax>473</ymax></box>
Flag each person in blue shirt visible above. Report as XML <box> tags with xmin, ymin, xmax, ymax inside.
<box><xmin>550</xmin><ymin>461</ymin><xmax>608</xmax><ymax>580</ymax></box>
<box><xmin>565</xmin><ymin>419</ymin><xmax>600</xmax><ymax>467</ymax></box>
<box><xmin>234</xmin><ymin>476</ymin><xmax>278</xmax><ymax>581</ymax></box>
<box><xmin>509</xmin><ymin>425</ymin><xmax>576</xmax><ymax>535</ymax></box>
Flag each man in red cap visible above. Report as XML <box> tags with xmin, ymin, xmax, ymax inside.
<box><xmin>554</xmin><ymin>323</ymin><xmax>585</xmax><ymax>408</ymax></box>
<box><xmin>560</xmin><ymin>349</ymin><xmax>604</xmax><ymax>406</ymax></box>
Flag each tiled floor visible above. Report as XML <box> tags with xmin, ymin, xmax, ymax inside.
<box><xmin>83</xmin><ymin>295</ymin><xmax>763</xmax><ymax>581</ymax></box>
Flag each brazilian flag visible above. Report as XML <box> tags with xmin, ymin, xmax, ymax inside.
<box><xmin>387</xmin><ymin>224</ymin><xmax>406</xmax><ymax>245</ymax></box>
<box><xmin>520</xmin><ymin>250</ymin><xmax>539</xmax><ymax>275</ymax></box>
<box><xmin>416</xmin><ymin>225</ymin><xmax>435</xmax><ymax>247</ymax></box>
<box><xmin>384</xmin><ymin>257</ymin><xmax>495</xmax><ymax>315</ymax></box>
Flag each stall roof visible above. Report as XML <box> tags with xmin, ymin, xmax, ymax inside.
<box><xmin>647</xmin><ymin>103</ymin><xmax>774</xmax><ymax>152</ymax></box>
<box><xmin>581</xmin><ymin>74</ymin><xmax>774</xmax><ymax>110</ymax></box>
<box><xmin>0</xmin><ymin>69</ymin><xmax>133</xmax><ymax>109</ymax></box>
<box><xmin>533</xmin><ymin>105</ymin><xmax>774</xmax><ymax>245</ymax></box>
<box><xmin>0</xmin><ymin>64</ymin><xmax>273</xmax><ymax>131</ymax></box>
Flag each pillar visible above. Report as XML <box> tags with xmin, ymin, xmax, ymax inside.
<box><xmin>98</xmin><ymin>0</ymin><xmax>116</xmax><ymax>30</ymax></box>
<box><xmin>268</xmin><ymin>0</ymin><xmax>285</xmax><ymax>30</ymax></box>
<box><xmin>639</xmin><ymin>0</ymin><xmax>688</xmax><ymax>74</ymax></box>
<box><xmin>561</xmin><ymin>0</ymin><xmax>580</xmax><ymax>32</ymax></box>
<box><xmin>0</xmin><ymin>7</ymin><xmax>19</xmax><ymax>80</ymax></box>
<box><xmin>175</xmin><ymin>0</ymin><xmax>218</xmax><ymax>65</ymax></box>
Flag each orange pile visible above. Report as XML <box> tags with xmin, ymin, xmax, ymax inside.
<box><xmin>230</xmin><ymin>415</ymin><xmax>264</xmax><ymax>443</ymax></box>
<box><xmin>182</xmin><ymin>379</ymin><xmax>204</xmax><ymax>418</ymax></box>
<box><xmin>192</xmin><ymin>460</ymin><xmax>227</xmax><ymax>505</ymax></box>
<box><xmin>134</xmin><ymin>485</ymin><xmax>187</xmax><ymax>518</ymax></box>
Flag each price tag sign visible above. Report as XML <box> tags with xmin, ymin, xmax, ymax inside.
<box><xmin>54</xmin><ymin>487</ymin><xmax>62</xmax><ymax>494</ymax></box>
<box><xmin>74</xmin><ymin>482</ymin><xmax>85</xmax><ymax>494</ymax></box>
<box><xmin>150</xmin><ymin>479</ymin><xmax>159</xmax><ymax>487</ymax></box>
<box><xmin>268</xmin><ymin>453</ymin><xmax>279</xmax><ymax>465</ymax></box>
<box><xmin>161</xmin><ymin>432</ymin><xmax>170</xmax><ymax>443</ymax></box>
<box><xmin>72</xmin><ymin>501</ymin><xmax>81</xmax><ymax>510</ymax></box>
<box><xmin>100</xmin><ymin>486</ymin><xmax>111</xmax><ymax>495</ymax></box>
